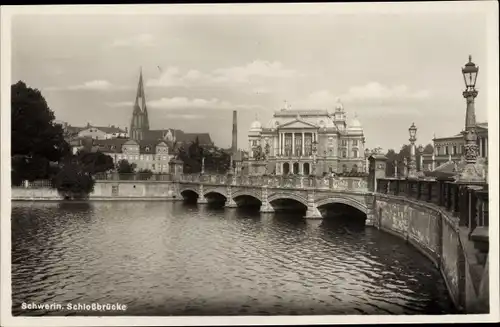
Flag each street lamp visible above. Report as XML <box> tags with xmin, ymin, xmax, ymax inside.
<box><xmin>407</xmin><ymin>123</ymin><xmax>418</xmax><ymax>179</ymax></box>
<box><xmin>457</xmin><ymin>55</ymin><xmax>483</xmax><ymax>183</ymax></box>
<box><xmin>312</xmin><ymin>140</ymin><xmax>318</xmax><ymax>175</ymax></box>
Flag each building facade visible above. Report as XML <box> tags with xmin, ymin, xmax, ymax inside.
<box><xmin>245</xmin><ymin>99</ymin><xmax>366</xmax><ymax>175</ymax></box>
<box><xmin>90</xmin><ymin>138</ymin><xmax>174</xmax><ymax>173</ymax></box>
<box><xmin>422</xmin><ymin>122</ymin><xmax>488</xmax><ymax>171</ymax></box>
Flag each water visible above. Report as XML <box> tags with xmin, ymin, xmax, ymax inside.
<box><xmin>11</xmin><ymin>201</ymin><xmax>456</xmax><ymax>316</ymax></box>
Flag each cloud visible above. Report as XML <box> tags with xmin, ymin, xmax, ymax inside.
<box><xmin>343</xmin><ymin>82</ymin><xmax>431</xmax><ymax>101</ymax></box>
<box><xmin>45</xmin><ymin>80</ymin><xmax>132</xmax><ymax>92</ymax></box>
<box><xmin>163</xmin><ymin>113</ymin><xmax>205</xmax><ymax>120</ymax></box>
<box><xmin>148</xmin><ymin>97</ymin><xmax>262</xmax><ymax>111</ymax></box>
<box><xmin>298</xmin><ymin>83</ymin><xmax>431</xmax><ymax>109</ymax></box>
<box><xmin>107</xmin><ymin>97</ymin><xmax>262</xmax><ymax>111</ymax></box>
<box><xmin>147</xmin><ymin>60</ymin><xmax>298</xmax><ymax>89</ymax></box>
<box><xmin>110</xmin><ymin>34</ymin><xmax>156</xmax><ymax>47</ymax></box>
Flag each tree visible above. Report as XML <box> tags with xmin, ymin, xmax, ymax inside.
<box><xmin>11</xmin><ymin>81</ymin><xmax>70</xmax><ymax>184</ymax></box>
<box><xmin>53</xmin><ymin>159</ymin><xmax>95</xmax><ymax>200</ymax></box>
<box><xmin>117</xmin><ymin>159</ymin><xmax>136</xmax><ymax>174</ymax></box>
<box><xmin>76</xmin><ymin>150</ymin><xmax>115</xmax><ymax>175</ymax></box>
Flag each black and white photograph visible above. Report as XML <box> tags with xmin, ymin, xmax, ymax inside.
<box><xmin>1</xmin><ymin>2</ymin><xmax>498</xmax><ymax>326</ymax></box>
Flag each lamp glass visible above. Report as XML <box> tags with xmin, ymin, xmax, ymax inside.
<box><xmin>409</xmin><ymin>123</ymin><xmax>417</xmax><ymax>138</ymax></box>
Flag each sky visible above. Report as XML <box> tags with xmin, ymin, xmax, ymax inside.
<box><xmin>9</xmin><ymin>3</ymin><xmax>494</xmax><ymax>152</ymax></box>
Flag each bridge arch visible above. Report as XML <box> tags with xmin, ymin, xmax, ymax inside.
<box><xmin>315</xmin><ymin>197</ymin><xmax>367</xmax><ymax>214</ymax></box>
<box><xmin>180</xmin><ymin>188</ymin><xmax>200</xmax><ymax>196</ymax></box>
<box><xmin>203</xmin><ymin>190</ymin><xmax>227</xmax><ymax>199</ymax></box>
<box><xmin>232</xmin><ymin>190</ymin><xmax>262</xmax><ymax>202</ymax></box>
<box><xmin>267</xmin><ymin>192</ymin><xmax>308</xmax><ymax>207</ymax></box>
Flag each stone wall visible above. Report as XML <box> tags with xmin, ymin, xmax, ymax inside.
<box><xmin>374</xmin><ymin>194</ymin><xmax>486</xmax><ymax>313</ymax></box>
<box><xmin>12</xmin><ymin>181</ymin><xmax>180</xmax><ymax>201</ymax></box>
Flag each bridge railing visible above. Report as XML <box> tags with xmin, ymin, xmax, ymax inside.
<box><xmin>179</xmin><ymin>173</ymin><xmax>369</xmax><ymax>192</ymax></box>
<box><xmin>94</xmin><ymin>172</ymin><xmax>175</xmax><ymax>182</ymax></box>
<box><xmin>376</xmin><ymin>177</ymin><xmax>489</xmax><ymax>242</ymax></box>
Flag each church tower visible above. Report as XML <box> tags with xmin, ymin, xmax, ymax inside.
<box><xmin>130</xmin><ymin>69</ymin><xmax>150</xmax><ymax>141</ymax></box>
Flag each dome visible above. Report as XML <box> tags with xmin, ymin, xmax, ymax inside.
<box><xmin>348</xmin><ymin>114</ymin><xmax>363</xmax><ymax>131</ymax></box>
<box><xmin>249</xmin><ymin>120</ymin><xmax>262</xmax><ymax>131</ymax></box>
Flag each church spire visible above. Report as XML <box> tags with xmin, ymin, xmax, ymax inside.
<box><xmin>135</xmin><ymin>67</ymin><xmax>147</xmax><ymax>113</ymax></box>
<box><xmin>130</xmin><ymin>68</ymin><xmax>150</xmax><ymax>141</ymax></box>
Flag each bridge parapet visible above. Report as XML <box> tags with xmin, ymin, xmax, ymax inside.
<box><xmin>376</xmin><ymin>177</ymin><xmax>489</xmax><ymax>313</ymax></box>
<box><xmin>179</xmin><ymin>173</ymin><xmax>369</xmax><ymax>192</ymax></box>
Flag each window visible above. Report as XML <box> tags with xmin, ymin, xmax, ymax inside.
<box><xmin>445</xmin><ymin>146</ymin><xmax>449</xmax><ymax>155</ymax></box>
<box><xmin>252</xmin><ymin>140</ymin><xmax>258</xmax><ymax>146</ymax></box>
<box><xmin>453</xmin><ymin>145</ymin><xmax>457</xmax><ymax>155</ymax></box>
<box><xmin>352</xmin><ymin>140</ymin><xmax>358</xmax><ymax>146</ymax></box>
<box><xmin>435</xmin><ymin>146</ymin><xmax>440</xmax><ymax>155</ymax></box>
<box><xmin>341</xmin><ymin>140</ymin><xmax>347</xmax><ymax>146</ymax></box>
<box><xmin>461</xmin><ymin>145</ymin><xmax>465</xmax><ymax>153</ymax></box>
<box><xmin>342</xmin><ymin>150</ymin><xmax>347</xmax><ymax>158</ymax></box>
<box><xmin>145</xmin><ymin>146</ymin><xmax>150</xmax><ymax>152</ymax></box>
<box><xmin>353</xmin><ymin>150</ymin><xmax>358</xmax><ymax>158</ymax></box>
<box><xmin>111</xmin><ymin>145</ymin><xmax>116</xmax><ymax>150</ymax></box>
<box><xmin>342</xmin><ymin>164</ymin><xmax>348</xmax><ymax>172</ymax></box>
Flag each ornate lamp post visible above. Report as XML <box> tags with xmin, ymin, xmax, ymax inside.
<box><xmin>407</xmin><ymin>123</ymin><xmax>418</xmax><ymax>179</ymax></box>
<box><xmin>312</xmin><ymin>140</ymin><xmax>318</xmax><ymax>175</ymax></box>
<box><xmin>457</xmin><ymin>55</ymin><xmax>484</xmax><ymax>183</ymax></box>
<box><xmin>201</xmin><ymin>156</ymin><xmax>205</xmax><ymax>175</ymax></box>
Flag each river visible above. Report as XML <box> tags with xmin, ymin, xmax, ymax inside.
<box><xmin>11</xmin><ymin>201</ymin><xmax>456</xmax><ymax>316</ymax></box>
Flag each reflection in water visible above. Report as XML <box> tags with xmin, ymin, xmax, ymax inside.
<box><xmin>11</xmin><ymin>201</ymin><xmax>456</xmax><ymax>316</ymax></box>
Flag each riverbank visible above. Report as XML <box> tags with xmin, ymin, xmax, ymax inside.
<box><xmin>11</xmin><ymin>180</ymin><xmax>180</xmax><ymax>201</ymax></box>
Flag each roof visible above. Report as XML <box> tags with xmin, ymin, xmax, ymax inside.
<box><xmin>274</xmin><ymin>109</ymin><xmax>329</xmax><ymax>117</ymax></box>
<box><xmin>66</xmin><ymin>124</ymin><xmax>126</xmax><ymax>134</ymax></box>
<box><xmin>434</xmin><ymin>122</ymin><xmax>488</xmax><ymax>140</ymax></box>
<box><xmin>143</xmin><ymin>129</ymin><xmax>213</xmax><ymax>145</ymax></box>
<box><xmin>90</xmin><ymin>138</ymin><xmax>172</xmax><ymax>154</ymax></box>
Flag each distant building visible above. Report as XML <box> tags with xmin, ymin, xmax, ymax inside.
<box><xmin>422</xmin><ymin>122</ymin><xmax>488</xmax><ymax>172</ymax></box>
<box><xmin>244</xmin><ymin>99</ymin><xmax>366</xmax><ymax>175</ymax></box>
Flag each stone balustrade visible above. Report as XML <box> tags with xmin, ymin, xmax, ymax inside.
<box><xmin>376</xmin><ymin>177</ymin><xmax>489</xmax><ymax>240</ymax></box>
<box><xmin>179</xmin><ymin>173</ymin><xmax>368</xmax><ymax>192</ymax></box>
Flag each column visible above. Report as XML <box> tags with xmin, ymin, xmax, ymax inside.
<box><xmin>302</xmin><ymin>132</ymin><xmax>305</xmax><ymax>156</ymax></box>
<box><xmin>274</xmin><ymin>134</ymin><xmax>278</xmax><ymax>157</ymax></box>
<box><xmin>485</xmin><ymin>137</ymin><xmax>488</xmax><ymax>157</ymax></box>
<box><xmin>292</xmin><ymin>133</ymin><xmax>295</xmax><ymax>156</ymax></box>
<box><xmin>478</xmin><ymin>138</ymin><xmax>482</xmax><ymax>157</ymax></box>
<box><xmin>278</xmin><ymin>132</ymin><xmax>283</xmax><ymax>155</ymax></box>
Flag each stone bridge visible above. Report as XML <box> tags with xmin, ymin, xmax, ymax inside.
<box><xmin>176</xmin><ymin>174</ymin><xmax>374</xmax><ymax>223</ymax></box>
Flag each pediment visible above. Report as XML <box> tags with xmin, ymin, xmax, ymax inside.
<box><xmin>279</xmin><ymin>119</ymin><xmax>317</xmax><ymax>129</ymax></box>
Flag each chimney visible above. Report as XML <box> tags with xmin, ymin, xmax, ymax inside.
<box><xmin>232</xmin><ymin>110</ymin><xmax>237</xmax><ymax>155</ymax></box>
